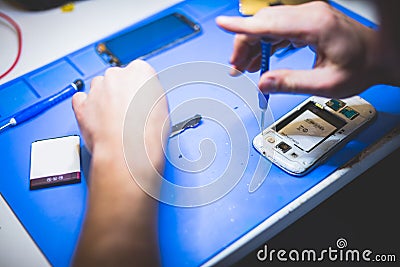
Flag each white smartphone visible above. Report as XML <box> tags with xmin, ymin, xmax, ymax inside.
<box><xmin>253</xmin><ymin>95</ymin><xmax>376</xmax><ymax>176</ymax></box>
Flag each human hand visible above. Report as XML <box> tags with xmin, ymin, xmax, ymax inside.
<box><xmin>216</xmin><ymin>1</ymin><xmax>379</xmax><ymax>98</ymax></box>
<box><xmin>72</xmin><ymin>60</ymin><xmax>169</xmax><ymax>172</ymax></box>
<box><xmin>71</xmin><ymin>60</ymin><xmax>167</xmax><ymax>267</ymax></box>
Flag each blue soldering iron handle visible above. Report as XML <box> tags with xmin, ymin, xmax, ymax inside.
<box><xmin>13</xmin><ymin>79</ymin><xmax>84</xmax><ymax>124</ymax></box>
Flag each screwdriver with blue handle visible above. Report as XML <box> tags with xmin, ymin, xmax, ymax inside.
<box><xmin>259</xmin><ymin>40</ymin><xmax>271</xmax><ymax>135</ymax></box>
<box><xmin>0</xmin><ymin>79</ymin><xmax>84</xmax><ymax>133</ymax></box>
<box><xmin>248</xmin><ymin>40</ymin><xmax>272</xmax><ymax>193</ymax></box>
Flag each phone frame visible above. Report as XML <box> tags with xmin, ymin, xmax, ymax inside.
<box><xmin>96</xmin><ymin>12</ymin><xmax>201</xmax><ymax>66</ymax></box>
<box><xmin>253</xmin><ymin>95</ymin><xmax>377</xmax><ymax>176</ymax></box>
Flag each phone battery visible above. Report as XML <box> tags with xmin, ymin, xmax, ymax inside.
<box><xmin>29</xmin><ymin>135</ymin><xmax>81</xmax><ymax>190</ymax></box>
<box><xmin>278</xmin><ymin>110</ymin><xmax>337</xmax><ymax>152</ymax></box>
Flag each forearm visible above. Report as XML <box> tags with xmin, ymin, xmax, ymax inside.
<box><xmin>70</xmin><ymin>60</ymin><xmax>167</xmax><ymax>267</ymax></box>
<box><xmin>72</xmin><ymin>146</ymin><xmax>160</xmax><ymax>267</ymax></box>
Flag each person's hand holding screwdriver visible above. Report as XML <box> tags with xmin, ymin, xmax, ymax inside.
<box><xmin>216</xmin><ymin>1</ymin><xmax>400</xmax><ymax>98</ymax></box>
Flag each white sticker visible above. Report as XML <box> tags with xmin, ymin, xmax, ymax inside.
<box><xmin>278</xmin><ymin>110</ymin><xmax>337</xmax><ymax>152</ymax></box>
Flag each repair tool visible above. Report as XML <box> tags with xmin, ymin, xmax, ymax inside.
<box><xmin>169</xmin><ymin>114</ymin><xmax>202</xmax><ymax>138</ymax></box>
<box><xmin>0</xmin><ymin>79</ymin><xmax>84</xmax><ymax>133</ymax></box>
<box><xmin>259</xmin><ymin>40</ymin><xmax>271</xmax><ymax>134</ymax></box>
<box><xmin>248</xmin><ymin>41</ymin><xmax>271</xmax><ymax>193</ymax></box>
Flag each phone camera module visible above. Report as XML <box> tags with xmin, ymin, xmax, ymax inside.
<box><xmin>276</xmin><ymin>142</ymin><xmax>291</xmax><ymax>153</ymax></box>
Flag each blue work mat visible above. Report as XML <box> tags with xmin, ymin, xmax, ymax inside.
<box><xmin>0</xmin><ymin>1</ymin><xmax>399</xmax><ymax>266</ymax></box>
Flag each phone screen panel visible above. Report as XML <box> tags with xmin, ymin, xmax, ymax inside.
<box><xmin>97</xmin><ymin>12</ymin><xmax>201</xmax><ymax>66</ymax></box>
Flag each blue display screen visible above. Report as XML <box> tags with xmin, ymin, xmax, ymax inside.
<box><xmin>101</xmin><ymin>12</ymin><xmax>200</xmax><ymax>65</ymax></box>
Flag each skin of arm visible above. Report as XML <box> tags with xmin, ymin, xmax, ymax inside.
<box><xmin>70</xmin><ymin>60</ymin><xmax>169</xmax><ymax>267</ymax></box>
<box><xmin>216</xmin><ymin>1</ymin><xmax>399</xmax><ymax>98</ymax></box>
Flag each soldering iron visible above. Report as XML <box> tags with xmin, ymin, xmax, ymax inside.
<box><xmin>0</xmin><ymin>79</ymin><xmax>84</xmax><ymax>133</ymax></box>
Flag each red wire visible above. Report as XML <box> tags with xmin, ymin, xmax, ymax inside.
<box><xmin>0</xmin><ymin>11</ymin><xmax>22</xmax><ymax>80</ymax></box>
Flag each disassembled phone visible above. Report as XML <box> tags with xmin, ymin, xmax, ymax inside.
<box><xmin>253</xmin><ymin>96</ymin><xmax>376</xmax><ymax>176</ymax></box>
<box><xmin>96</xmin><ymin>12</ymin><xmax>201</xmax><ymax>66</ymax></box>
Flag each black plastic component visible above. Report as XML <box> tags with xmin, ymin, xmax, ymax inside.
<box><xmin>73</xmin><ymin>79</ymin><xmax>84</xmax><ymax>91</ymax></box>
<box><xmin>277</xmin><ymin>142</ymin><xmax>291</xmax><ymax>153</ymax></box>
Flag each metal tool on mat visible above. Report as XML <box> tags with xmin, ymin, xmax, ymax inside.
<box><xmin>169</xmin><ymin>114</ymin><xmax>202</xmax><ymax>138</ymax></box>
